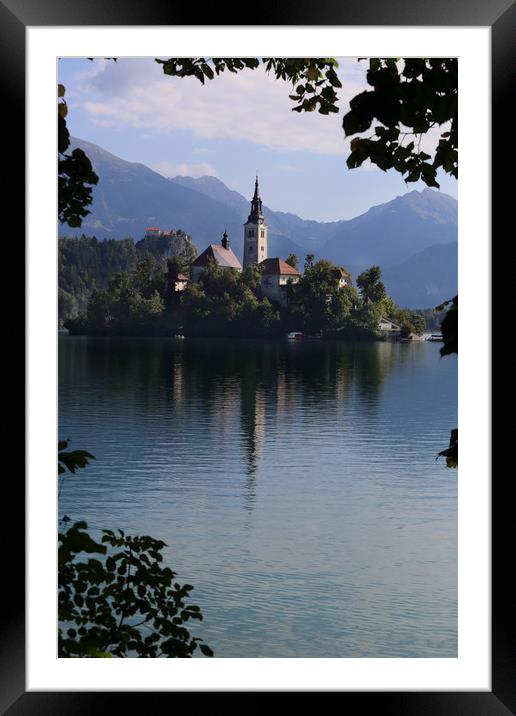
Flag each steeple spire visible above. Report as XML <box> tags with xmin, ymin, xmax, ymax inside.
<box><xmin>221</xmin><ymin>228</ymin><xmax>230</xmax><ymax>249</ymax></box>
<box><xmin>248</xmin><ymin>175</ymin><xmax>264</xmax><ymax>223</ymax></box>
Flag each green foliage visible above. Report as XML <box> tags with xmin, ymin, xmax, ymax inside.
<box><xmin>58</xmin><ymin>234</ymin><xmax>196</xmax><ymax>322</ymax></box>
<box><xmin>156</xmin><ymin>57</ymin><xmax>342</xmax><ymax>116</ymax></box>
<box><xmin>156</xmin><ymin>57</ymin><xmax>456</xmax><ymax>186</ymax></box>
<box><xmin>409</xmin><ymin>313</ymin><xmax>426</xmax><ymax>336</ymax></box>
<box><xmin>285</xmin><ymin>253</ymin><xmax>299</xmax><ymax>270</ymax></box>
<box><xmin>165</xmin><ymin>255</ymin><xmax>185</xmax><ymax>308</ymax></box>
<box><xmin>304</xmin><ymin>253</ymin><xmax>315</xmax><ymax>271</ymax></box>
<box><xmin>58</xmin><ymin>520</ymin><xmax>213</xmax><ymax>658</ymax></box>
<box><xmin>356</xmin><ymin>265</ymin><xmax>387</xmax><ymax>304</ymax></box>
<box><xmin>288</xmin><ymin>259</ymin><xmax>354</xmax><ymax>333</ymax></box>
<box><xmin>354</xmin><ymin>267</ymin><xmax>426</xmax><ymax>336</ymax></box>
<box><xmin>346</xmin><ymin>301</ymin><xmax>382</xmax><ymax>338</ymax></box>
<box><xmin>343</xmin><ymin>58</ymin><xmax>457</xmax><ymax>188</ymax></box>
<box><xmin>181</xmin><ymin>260</ymin><xmax>281</xmax><ymax>338</ymax></box>
<box><xmin>58</xmin><ymin>440</ymin><xmax>95</xmax><ymax>476</ymax></box>
<box><xmin>58</xmin><ymin>236</ymin><xmax>138</xmax><ymax>318</ymax></box>
<box><xmin>435</xmin><ymin>295</ymin><xmax>458</xmax><ymax>467</ymax></box>
<box><xmin>78</xmin><ymin>265</ymin><xmax>166</xmax><ymax>334</ymax></box>
<box><xmin>436</xmin><ymin>295</ymin><xmax>458</xmax><ymax>357</ymax></box>
<box><xmin>413</xmin><ymin>307</ymin><xmax>447</xmax><ymax>332</ymax></box>
<box><xmin>58</xmin><ymin>287</ymin><xmax>78</xmax><ymax>322</ymax></box>
<box><xmin>395</xmin><ymin>308</ymin><xmax>425</xmax><ymax>336</ymax></box>
<box><xmin>438</xmin><ymin>428</ymin><xmax>458</xmax><ymax>468</ymax></box>
<box><xmin>58</xmin><ymin>87</ymin><xmax>98</xmax><ymax>227</ymax></box>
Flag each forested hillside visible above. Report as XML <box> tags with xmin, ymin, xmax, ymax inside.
<box><xmin>59</xmin><ymin>232</ymin><xmax>196</xmax><ymax>319</ymax></box>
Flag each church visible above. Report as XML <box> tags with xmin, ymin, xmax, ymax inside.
<box><xmin>190</xmin><ymin>177</ymin><xmax>301</xmax><ymax>306</ymax></box>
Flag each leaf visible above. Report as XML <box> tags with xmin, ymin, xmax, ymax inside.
<box><xmin>58</xmin><ymin>449</ymin><xmax>95</xmax><ymax>474</ymax></box>
<box><xmin>438</xmin><ymin>428</ymin><xmax>458</xmax><ymax>468</ymax></box>
<box><xmin>440</xmin><ymin>295</ymin><xmax>458</xmax><ymax>356</ymax></box>
<box><xmin>307</xmin><ymin>66</ymin><xmax>319</xmax><ymax>81</ymax></box>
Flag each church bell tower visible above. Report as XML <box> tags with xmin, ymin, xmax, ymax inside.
<box><xmin>243</xmin><ymin>176</ymin><xmax>268</xmax><ymax>268</ymax></box>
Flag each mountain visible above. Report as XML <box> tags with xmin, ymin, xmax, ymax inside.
<box><xmin>64</xmin><ymin>139</ymin><xmax>306</xmax><ymax>259</ymax></box>
<box><xmin>382</xmin><ymin>242</ymin><xmax>458</xmax><ymax>308</ymax></box>
<box><xmin>320</xmin><ymin>189</ymin><xmax>457</xmax><ymax>272</ymax></box>
<box><xmin>61</xmin><ymin>138</ymin><xmax>457</xmax><ymax>307</ymax></box>
<box><xmin>171</xmin><ymin>175</ymin><xmax>344</xmax><ymax>251</ymax></box>
<box><xmin>65</xmin><ymin>138</ymin><xmax>244</xmax><ymax>248</ymax></box>
<box><xmin>171</xmin><ymin>175</ymin><xmax>250</xmax><ymax>217</ymax></box>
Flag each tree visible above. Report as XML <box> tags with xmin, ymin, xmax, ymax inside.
<box><xmin>58</xmin><ymin>85</ymin><xmax>98</xmax><ymax>227</ymax></box>
<box><xmin>58</xmin><ymin>442</ymin><xmax>213</xmax><ymax>658</ymax></box>
<box><xmin>304</xmin><ymin>253</ymin><xmax>315</xmax><ymax>271</ymax></box>
<box><xmin>165</xmin><ymin>255</ymin><xmax>184</xmax><ymax>308</ymax></box>
<box><xmin>181</xmin><ymin>260</ymin><xmax>280</xmax><ymax>338</ymax></box>
<box><xmin>289</xmin><ymin>258</ymin><xmax>354</xmax><ymax>333</ymax></box>
<box><xmin>285</xmin><ymin>253</ymin><xmax>299</xmax><ymax>270</ymax></box>
<box><xmin>344</xmin><ymin>58</ymin><xmax>457</xmax><ymax>189</ymax></box>
<box><xmin>409</xmin><ymin>313</ymin><xmax>426</xmax><ymax>336</ymax></box>
<box><xmin>59</xmin><ymin>520</ymin><xmax>213</xmax><ymax>658</ymax></box>
<box><xmin>356</xmin><ymin>266</ymin><xmax>387</xmax><ymax>305</ymax></box>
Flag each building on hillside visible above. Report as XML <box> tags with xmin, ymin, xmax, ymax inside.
<box><xmin>379</xmin><ymin>316</ymin><xmax>403</xmax><ymax>335</ymax></box>
<box><xmin>144</xmin><ymin>227</ymin><xmax>185</xmax><ymax>239</ymax></box>
<box><xmin>243</xmin><ymin>176</ymin><xmax>268</xmax><ymax>267</ymax></box>
<box><xmin>175</xmin><ymin>273</ymin><xmax>188</xmax><ymax>292</ymax></box>
<box><xmin>190</xmin><ymin>230</ymin><xmax>242</xmax><ymax>283</ymax></box>
<box><xmin>332</xmin><ymin>267</ymin><xmax>351</xmax><ymax>289</ymax></box>
<box><xmin>260</xmin><ymin>258</ymin><xmax>301</xmax><ymax>308</ymax></box>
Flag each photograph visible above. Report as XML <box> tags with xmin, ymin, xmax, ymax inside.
<box><xmin>6</xmin><ymin>0</ymin><xmax>506</xmax><ymax>704</ymax></box>
<box><xmin>57</xmin><ymin>55</ymin><xmax>459</xmax><ymax>660</ymax></box>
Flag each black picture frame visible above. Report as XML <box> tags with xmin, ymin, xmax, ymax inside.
<box><xmin>8</xmin><ymin>0</ymin><xmax>511</xmax><ymax>710</ymax></box>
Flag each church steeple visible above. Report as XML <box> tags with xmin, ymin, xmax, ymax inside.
<box><xmin>243</xmin><ymin>175</ymin><xmax>267</xmax><ymax>267</ymax></box>
<box><xmin>247</xmin><ymin>175</ymin><xmax>264</xmax><ymax>224</ymax></box>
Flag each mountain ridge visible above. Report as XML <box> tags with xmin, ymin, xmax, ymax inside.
<box><xmin>61</xmin><ymin>137</ymin><xmax>458</xmax><ymax>307</ymax></box>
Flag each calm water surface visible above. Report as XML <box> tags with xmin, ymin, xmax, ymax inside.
<box><xmin>59</xmin><ymin>336</ymin><xmax>457</xmax><ymax>657</ymax></box>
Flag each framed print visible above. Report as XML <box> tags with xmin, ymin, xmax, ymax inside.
<box><xmin>7</xmin><ymin>0</ymin><xmax>511</xmax><ymax>709</ymax></box>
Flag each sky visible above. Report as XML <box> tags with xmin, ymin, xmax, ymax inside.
<box><xmin>58</xmin><ymin>57</ymin><xmax>458</xmax><ymax>222</ymax></box>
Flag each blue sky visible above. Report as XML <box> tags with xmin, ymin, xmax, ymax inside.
<box><xmin>58</xmin><ymin>58</ymin><xmax>458</xmax><ymax>222</ymax></box>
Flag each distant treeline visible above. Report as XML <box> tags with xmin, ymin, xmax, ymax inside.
<box><xmin>411</xmin><ymin>307</ymin><xmax>448</xmax><ymax>332</ymax></box>
<box><xmin>58</xmin><ymin>234</ymin><xmax>197</xmax><ymax>320</ymax></box>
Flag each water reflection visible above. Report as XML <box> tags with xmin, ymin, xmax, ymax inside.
<box><xmin>59</xmin><ymin>338</ymin><xmax>418</xmax><ymax>497</ymax></box>
<box><xmin>59</xmin><ymin>336</ymin><xmax>457</xmax><ymax>658</ymax></box>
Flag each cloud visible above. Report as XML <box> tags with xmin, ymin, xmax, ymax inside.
<box><xmin>73</xmin><ymin>58</ymin><xmax>450</xmax><ymax>164</ymax></box>
<box><xmin>77</xmin><ymin>58</ymin><xmax>365</xmax><ymax>156</ymax></box>
<box><xmin>276</xmin><ymin>163</ymin><xmax>302</xmax><ymax>173</ymax></box>
<box><xmin>150</xmin><ymin>160</ymin><xmax>217</xmax><ymax>178</ymax></box>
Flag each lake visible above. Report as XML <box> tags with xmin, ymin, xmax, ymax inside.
<box><xmin>58</xmin><ymin>336</ymin><xmax>457</xmax><ymax>658</ymax></box>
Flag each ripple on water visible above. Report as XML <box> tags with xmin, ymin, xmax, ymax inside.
<box><xmin>59</xmin><ymin>337</ymin><xmax>457</xmax><ymax>657</ymax></box>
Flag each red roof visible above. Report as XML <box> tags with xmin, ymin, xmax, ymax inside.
<box><xmin>177</xmin><ymin>273</ymin><xmax>188</xmax><ymax>281</ymax></box>
<box><xmin>260</xmin><ymin>258</ymin><xmax>301</xmax><ymax>276</ymax></box>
